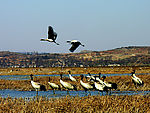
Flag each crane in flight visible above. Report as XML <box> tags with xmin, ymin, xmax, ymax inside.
<box><xmin>40</xmin><ymin>26</ymin><xmax>59</xmax><ymax>45</ymax></box>
<box><xmin>67</xmin><ymin>40</ymin><xmax>84</xmax><ymax>52</ymax></box>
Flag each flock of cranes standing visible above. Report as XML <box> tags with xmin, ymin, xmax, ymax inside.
<box><xmin>30</xmin><ymin>26</ymin><xmax>144</xmax><ymax>96</ymax></box>
<box><xmin>30</xmin><ymin>70</ymin><xmax>144</xmax><ymax>96</ymax></box>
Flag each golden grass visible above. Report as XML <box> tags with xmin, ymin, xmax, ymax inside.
<box><xmin>0</xmin><ymin>67</ymin><xmax>150</xmax><ymax>112</ymax></box>
<box><xmin>0</xmin><ymin>95</ymin><xmax>150</xmax><ymax>112</ymax></box>
<box><xmin>1</xmin><ymin>66</ymin><xmax>150</xmax><ymax>75</ymax></box>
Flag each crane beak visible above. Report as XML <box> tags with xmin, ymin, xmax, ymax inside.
<box><xmin>81</xmin><ymin>44</ymin><xmax>85</xmax><ymax>47</ymax></box>
<box><xmin>67</xmin><ymin>41</ymin><xmax>71</xmax><ymax>43</ymax></box>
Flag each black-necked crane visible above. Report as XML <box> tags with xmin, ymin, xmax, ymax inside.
<box><xmin>96</xmin><ymin>73</ymin><xmax>105</xmax><ymax>84</ymax></box>
<box><xmin>101</xmin><ymin>75</ymin><xmax>117</xmax><ymax>94</ymax></box>
<box><xmin>40</xmin><ymin>26</ymin><xmax>59</xmax><ymax>45</ymax></box>
<box><xmin>80</xmin><ymin>74</ymin><xmax>94</xmax><ymax>95</ymax></box>
<box><xmin>94</xmin><ymin>76</ymin><xmax>108</xmax><ymax>95</ymax></box>
<box><xmin>130</xmin><ymin>70</ymin><xmax>144</xmax><ymax>88</ymax></box>
<box><xmin>87</xmin><ymin>73</ymin><xmax>108</xmax><ymax>95</ymax></box>
<box><xmin>60</xmin><ymin>74</ymin><xmax>77</xmax><ymax>94</ymax></box>
<box><xmin>86</xmin><ymin>73</ymin><xmax>95</xmax><ymax>82</ymax></box>
<box><xmin>48</xmin><ymin>77</ymin><xmax>61</xmax><ymax>94</ymax></box>
<box><xmin>68</xmin><ymin>70</ymin><xmax>77</xmax><ymax>82</ymax></box>
<box><xmin>67</xmin><ymin>40</ymin><xmax>84</xmax><ymax>52</ymax></box>
<box><xmin>87</xmin><ymin>73</ymin><xmax>101</xmax><ymax>82</ymax></box>
<box><xmin>30</xmin><ymin>74</ymin><xmax>46</xmax><ymax>96</ymax></box>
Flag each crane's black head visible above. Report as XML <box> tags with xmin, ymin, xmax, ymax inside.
<box><xmin>48</xmin><ymin>26</ymin><xmax>53</xmax><ymax>30</ymax></box>
<box><xmin>131</xmin><ymin>70</ymin><xmax>135</xmax><ymax>75</ymax></box>
<box><xmin>60</xmin><ymin>73</ymin><xmax>63</xmax><ymax>79</ymax></box>
<box><xmin>102</xmin><ymin>76</ymin><xmax>106</xmax><ymax>81</ymax></box>
<box><xmin>30</xmin><ymin>74</ymin><xmax>33</xmax><ymax>76</ymax></box>
<box><xmin>80</xmin><ymin>74</ymin><xmax>84</xmax><ymax>80</ymax></box>
<box><xmin>88</xmin><ymin>73</ymin><xmax>91</xmax><ymax>76</ymax></box>
<box><xmin>30</xmin><ymin>74</ymin><xmax>34</xmax><ymax>80</ymax></box>
<box><xmin>68</xmin><ymin>70</ymin><xmax>71</xmax><ymax>74</ymax></box>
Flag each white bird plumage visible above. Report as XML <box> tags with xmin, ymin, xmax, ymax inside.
<box><xmin>101</xmin><ymin>76</ymin><xmax>117</xmax><ymax>93</ymax></box>
<box><xmin>48</xmin><ymin>77</ymin><xmax>60</xmax><ymax>94</ymax></box>
<box><xmin>94</xmin><ymin>80</ymin><xmax>108</xmax><ymax>95</ymax></box>
<box><xmin>87</xmin><ymin>73</ymin><xmax>108</xmax><ymax>95</ymax></box>
<box><xmin>131</xmin><ymin>70</ymin><xmax>144</xmax><ymax>88</ymax></box>
<box><xmin>88</xmin><ymin>73</ymin><xmax>117</xmax><ymax>94</ymax></box>
<box><xmin>30</xmin><ymin>74</ymin><xmax>46</xmax><ymax>96</ymax></box>
<box><xmin>68</xmin><ymin>70</ymin><xmax>77</xmax><ymax>82</ymax></box>
<box><xmin>60</xmin><ymin>74</ymin><xmax>77</xmax><ymax>94</ymax></box>
<box><xmin>80</xmin><ymin>74</ymin><xmax>94</xmax><ymax>93</ymax></box>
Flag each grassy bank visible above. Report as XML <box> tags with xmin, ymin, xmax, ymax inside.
<box><xmin>0</xmin><ymin>95</ymin><xmax>150</xmax><ymax>112</ymax></box>
<box><xmin>0</xmin><ymin>66</ymin><xmax>150</xmax><ymax>75</ymax></box>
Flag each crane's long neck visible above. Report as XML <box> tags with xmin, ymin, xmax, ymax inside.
<box><xmin>80</xmin><ymin>75</ymin><xmax>84</xmax><ymax>81</ymax></box>
<box><xmin>60</xmin><ymin>74</ymin><xmax>63</xmax><ymax>80</ymax></box>
<box><xmin>102</xmin><ymin>77</ymin><xmax>105</xmax><ymax>82</ymax></box>
<box><xmin>30</xmin><ymin>75</ymin><xmax>33</xmax><ymax>81</ymax></box>
<box><xmin>68</xmin><ymin>71</ymin><xmax>71</xmax><ymax>74</ymax></box>
<box><xmin>94</xmin><ymin>76</ymin><xmax>97</xmax><ymax>81</ymax></box>
<box><xmin>132</xmin><ymin>73</ymin><xmax>136</xmax><ymax>77</ymax></box>
<box><xmin>131</xmin><ymin>71</ymin><xmax>136</xmax><ymax>77</ymax></box>
<box><xmin>49</xmin><ymin>77</ymin><xmax>50</xmax><ymax>82</ymax></box>
<box><xmin>88</xmin><ymin>73</ymin><xmax>91</xmax><ymax>77</ymax></box>
<box><xmin>99</xmin><ymin>73</ymin><xmax>101</xmax><ymax>78</ymax></box>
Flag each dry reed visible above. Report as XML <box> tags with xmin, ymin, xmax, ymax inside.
<box><xmin>1</xmin><ymin>66</ymin><xmax>150</xmax><ymax>75</ymax></box>
<box><xmin>0</xmin><ymin>67</ymin><xmax>150</xmax><ymax>112</ymax></box>
<box><xmin>0</xmin><ymin>95</ymin><xmax>150</xmax><ymax>112</ymax></box>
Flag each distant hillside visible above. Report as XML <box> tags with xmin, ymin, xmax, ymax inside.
<box><xmin>0</xmin><ymin>46</ymin><xmax>150</xmax><ymax>67</ymax></box>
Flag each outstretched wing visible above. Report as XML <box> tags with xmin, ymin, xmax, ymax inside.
<box><xmin>69</xmin><ymin>42</ymin><xmax>80</xmax><ymax>52</ymax></box>
<box><xmin>48</xmin><ymin>26</ymin><xmax>55</xmax><ymax>40</ymax></box>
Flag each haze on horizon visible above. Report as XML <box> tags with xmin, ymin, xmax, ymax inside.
<box><xmin>0</xmin><ymin>1</ymin><xmax>150</xmax><ymax>53</ymax></box>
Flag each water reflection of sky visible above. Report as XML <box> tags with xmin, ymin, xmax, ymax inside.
<box><xmin>0</xmin><ymin>89</ymin><xmax>150</xmax><ymax>99</ymax></box>
<box><xmin>0</xmin><ymin>73</ymin><xmax>149</xmax><ymax>80</ymax></box>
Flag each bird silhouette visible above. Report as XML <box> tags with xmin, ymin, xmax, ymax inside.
<box><xmin>40</xmin><ymin>26</ymin><xmax>59</xmax><ymax>45</ymax></box>
<box><xmin>67</xmin><ymin>40</ymin><xmax>84</xmax><ymax>52</ymax></box>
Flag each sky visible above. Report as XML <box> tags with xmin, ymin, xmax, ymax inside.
<box><xmin>0</xmin><ymin>0</ymin><xmax>150</xmax><ymax>53</ymax></box>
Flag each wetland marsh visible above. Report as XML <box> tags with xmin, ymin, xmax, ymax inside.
<box><xmin>0</xmin><ymin>67</ymin><xmax>150</xmax><ymax>112</ymax></box>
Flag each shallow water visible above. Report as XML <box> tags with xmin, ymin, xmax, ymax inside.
<box><xmin>0</xmin><ymin>73</ymin><xmax>148</xmax><ymax>80</ymax></box>
<box><xmin>0</xmin><ymin>89</ymin><xmax>149</xmax><ymax>99</ymax></box>
<box><xmin>0</xmin><ymin>74</ymin><xmax>149</xmax><ymax>98</ymax></box>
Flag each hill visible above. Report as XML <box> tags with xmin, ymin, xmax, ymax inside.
<box><xmin>0</xmin><ymin>46</ymin><xmax>150</xmax><ymax>67</ymax></box>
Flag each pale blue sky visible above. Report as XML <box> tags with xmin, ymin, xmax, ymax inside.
<box><xmin>0</xmin><ymin>0</ymin><xmax>150</xmax><ymax>53</ymax></box>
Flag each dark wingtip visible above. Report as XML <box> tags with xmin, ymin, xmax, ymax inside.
<box><xmin>69</xmin><ymin>49</ymin><xmax>74</xmax><ymax>52</ymax></box>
